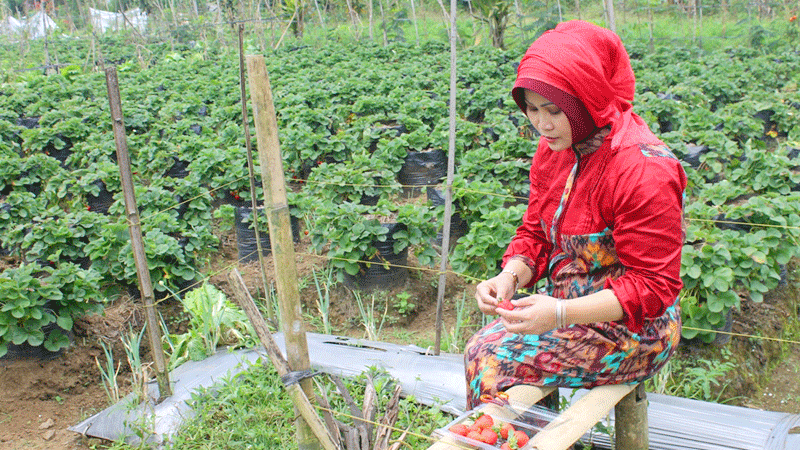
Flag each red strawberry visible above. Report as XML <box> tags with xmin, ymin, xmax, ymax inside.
<box><xmin>466</xmin><ymin>430</ymin><xmax>483</xmax><ymax>442</ymax></box>
<box><xmin>473</xmin><ymin>413</ymin><xmax>494</xmax><ymax>430</ymax></box>
<box><xmin>500</xmin><ymin>443</ymin><xmax>514</xmax><ymax>450</ymax></box>
<box><xmin>479</xmin><ymin>428</ymin><xmax>498</xmax><ymax>445</ymax></box>
<box><xmin>513</xmin><ymin>430</ymin><xmax>529</xmax><ymax>447</ymax></box>
<box><xmin>496</xmin><ymin>422</ymin><xmax>515</xmax><ymax>440</ymax></box>
<box><xmin>448</xmin><ymin>423</ymin><xmax>469</xmax><ymax>436</ymax></box>
<box><xmin>467</xmin><ymin>423</ymin><xmax>483</xmax><ymax>435</ymax></box>
<box><xmin>498</xmin><ymin>299</ymin><xmax>515</xmax><ymax>310</ymax></box>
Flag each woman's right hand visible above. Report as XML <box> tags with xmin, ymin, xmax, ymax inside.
<box><xmin>475</xmin><ymin>272</ymin><xmax>517</xmax><ymax>315</ymax></box>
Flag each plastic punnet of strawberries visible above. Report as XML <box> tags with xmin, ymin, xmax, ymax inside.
<box><xmin>447</xmin><ymin>412</ymin><xmax>531</xmax><ymax>449</ymax></box>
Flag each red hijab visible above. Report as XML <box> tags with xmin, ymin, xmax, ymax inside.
<box><xmin>512</xmin><ymin>21</ymin><xmax>642</xmax><ymax>147</ymax></box>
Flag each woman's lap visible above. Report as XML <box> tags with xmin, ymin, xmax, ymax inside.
<box><xmin>464</xmin><ymin>305</ymin><xmax>680</xmax><ymax>408</ymax></box>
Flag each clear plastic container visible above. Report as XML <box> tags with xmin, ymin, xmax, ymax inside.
<box><xmin>432</xmin><ymin>402</ymin><xmax>556</xmax><ymax>449</ymax></box>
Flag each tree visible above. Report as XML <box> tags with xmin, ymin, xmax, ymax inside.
<box><xmin>471</xmin><ymin>0</ymin><xmax>514</xmax><ymax>48</ymax></box>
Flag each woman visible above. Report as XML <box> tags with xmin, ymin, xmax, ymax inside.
<box><xmin>464</xmin><ymin>20</ymin><xmax>686</xmax><ymax>409</ymax></box>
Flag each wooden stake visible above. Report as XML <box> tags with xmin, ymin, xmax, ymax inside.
<box><xmin>246</xmin><ymin>54</ymin><xmax>323</xmax><ymax>450</ymax></box>
<box><xmin>105</xmin><ymin>67</ymin><xmax>171</xmax><ymax>401</ymax></box>
<box><xmin>237</xmin><ymin>24</ymin><xmax>273</xmax><ymax>322</ymax></box>
<box><xmin>433</xmin><ymin>0</ymin><xmax>458</xmax><ymax>356</ymax></box>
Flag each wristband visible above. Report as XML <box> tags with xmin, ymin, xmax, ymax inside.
<box><xmin>555</xmin><ymin>299</ymin><xmax>562</xmax><ymax>329</ymax></box>
<box><xmin>555</xmin><ymin>299</ymin><xmax>567</xmax><ymax>329</ymax></box>
<box><xmin>500</xmin><ymin>269</ymin><xmax>519</xmax><ymax>290</ymax></box>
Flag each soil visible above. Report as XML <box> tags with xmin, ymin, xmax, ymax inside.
<box><xmin>1</xmin><ymin>230</ymin><xmax>798</xmax><ymax>450</ymax></box>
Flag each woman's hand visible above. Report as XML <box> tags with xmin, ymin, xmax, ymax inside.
<box><xmin>474</xmin><ymin>272</ymin><xmax>518</xmax><ymax>315</ymax></box>
<box><xmin>496</xmin><ymin>294</ymin><xmax>558</xmax><ymax>335</ymax></box>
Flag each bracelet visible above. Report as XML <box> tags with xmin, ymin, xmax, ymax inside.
<box><xmin>500</xmin><ymin>269</ymin><xmax>519</xmax><ymax>290</ymax></box>
<box><xmin>555</xmin><ymin>299</ymin><xmax>563</xmax><ymax>329</ymax></box>
<box><xmin>555</xmin><ymin>299</ymin><xmax>568</xmax><ymax>329</ymax></box>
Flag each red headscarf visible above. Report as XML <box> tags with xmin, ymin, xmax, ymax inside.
<box><xmin>512</xmin><ymin>21</ymin><xmax>639</xmax><ymax>147</ymax></box>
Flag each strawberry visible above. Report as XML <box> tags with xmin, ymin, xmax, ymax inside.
<box><xmin>513</xmin><ymin>430</ymin><xmax>529</xmax><ymax>447</ymax></box>
<box><xmin>466</xmin><ymin>430</ymin><xmax>483</xmax><ymax>442</ymax></box>
<box><xmin>479</xmin><ymin>428</ymin><xmax>498</xmax><ymax>445</ymax></box>
<box><xmin>473</xmin><ymin>413</ymin><xmax>494</xmax><ymax>430</ymax></box>
<box><xmin>448</xmin><ymin>423</ymin><xmax>468</xmax><ymax>436</ymax></box>
<box><xmin>467</xmin><ymin>423</ymin><xmax>483</xmax><ymax>434</ymax></box>
<box><xmin>497</xmin><ymin>299</ymin><xmax>515</xmax><ymax>310</ymax></box>
<box><xmin>500</xmin><ymin>443</ymin><xmax>514</xmax><ymax>450</ymax></box>
<box><xmin>496</xmin><ymin>422</ymin><xmax>515</xmax><ymax>440</ymax></box>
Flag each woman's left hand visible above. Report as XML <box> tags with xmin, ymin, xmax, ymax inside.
<box><xmin>496</xmin><ymin>294</ymin><xmax>559</xmax><ymax>335</ymax></box>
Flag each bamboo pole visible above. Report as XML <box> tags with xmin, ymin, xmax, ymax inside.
<box><xmin>246</xmin><ymin>54</ymin><xmax>323</xmax><ymax>450</ymax></box>
<box><xmin>410</xmin><ymin>0</ymin><xmax>419</xmax><ymax>45</ymax></box>
<box><xmin>227</xmin><ymin>269</ymin><xmax>339</xmax><ymax>450</ymax></box>
<box><xmin>237</xmin><ymin>25</ymin><xmax>273</xmax><ymax>322</ymax></box>
<box><xmin>105</xmin><ymin>67</ymin><xmax>171</xmax><ymax>401</ymax></box>
<box><xmin>433</xmin><ymin>0</ymin><xmax>458</xmax><ymax>356</ymax></box>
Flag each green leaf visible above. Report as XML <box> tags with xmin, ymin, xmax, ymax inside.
<box><xmin>44</xmin><ymin>330</ymin><xmax>70</xmax><ymax>352</ymax></box>
<box><xmin>706</xmin><ymin>296</ymin><xmax>725</xmax><ymax>313</ymax></box>
<box><xmin>56</xmin><ymin>315</ymin><xmax>73</xmax><ymax>330</ymax></box>
<box><xmin>749</xmin><ymin>279</ymin><xmax>768</xmax><ymax>293</ymax></box>
<box><xmin>686</xmin><ymin>265</ymin><xmax>702</xmax><ymax>279</ymax></box>
<box><xmin>750</xmin><ymin>251</ymin><xmax>767</xmax><ymax>264</ymax></box>
<box><xmin>26</xmin><ymin>330</ymin><xmax>45</xmax><ymax>346</ymax></box>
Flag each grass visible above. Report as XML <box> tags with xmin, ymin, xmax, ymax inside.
<box><xmin>116</xmin><ymin>361</ymin><xmax>454</xmax><ymax>450</ymax></box>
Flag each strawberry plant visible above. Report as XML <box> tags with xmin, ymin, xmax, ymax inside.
<box><xmin>305</xmin><ymin>199</ymin><xmax>437</xmax><ymax>281</ymax></box>
<box><xmin>305</xmin><ymin>150</ymin><xmax>401</xmax><ymax>204</ymax></box>
<box><xmin>0</xmin><ymin>262</ymin><xmax>103</xmax><ymax>358</ymax></box>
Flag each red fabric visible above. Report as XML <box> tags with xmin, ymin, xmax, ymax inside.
<box><xmin>503</xmin><ymin>21</ymin><xmax>686</xmax><ymax>332</ymax></box>
<box><xmin>513</xmin><ymin>20</ymin><xmax>636</xmax><ymax>132</ymax></box>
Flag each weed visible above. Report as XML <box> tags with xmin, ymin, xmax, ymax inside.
<box><xmin>95</xmin><ymin>339</ymin><xmax>121</xmax><ymax>405</ymax></box>
<box><xmin>311</xmin><ymin>264</ymin><xmax>336</xmax><ymax>334</ymax></box>
<box><xmin>353</xmin><ymin>290</ymin><xmax>388</xmax><ymax>341</ymax></box>
<box><xmin>392</xmin><ymin>290</ymin><xmax>417</xmax><ymax>317</ymax></box>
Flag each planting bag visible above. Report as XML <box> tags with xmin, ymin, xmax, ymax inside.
<box><xmin>234</xmin><ymin>206</ymin><xmax>300</xmax><ymax>263</ymax></box>
<box><xmin>397</xmin><ymin>148</ymin><xmax>447</xmax><ymax>196</ymax></box>
<box><xmin>426</xmin><ymin>187</ymin><xmax>468</xmax><ymax>249</ymax></box>
<box><xmin>344</xmin><ymin>222</ymin><xmax>408</xmax><ymax>291</ymax></box>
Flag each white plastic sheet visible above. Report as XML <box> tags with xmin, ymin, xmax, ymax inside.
<box><xmin>0</xmin><ymin>15</ymin><xmax>23</xmax><ymax>37</ymax></box>
<box><xmin>89</xmin><ymin>7</ymin><xmax>147</xmax><ymax>33</ymax></box>
<box><xmin>23</xmin><ymin>11</ymin><xmax>58</xmax><ymax>39</ymax></box>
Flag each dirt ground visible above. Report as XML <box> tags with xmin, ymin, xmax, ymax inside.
<box><xmin>1</xmin><ymin>230</ymin><xmax>798</xmax><ymax>450</ymax></box>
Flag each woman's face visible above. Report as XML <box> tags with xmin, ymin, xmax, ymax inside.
<box><xmin>523</xmin><ymin>90</ymin><xmax>573</xmax><ymax>152</ymax></box>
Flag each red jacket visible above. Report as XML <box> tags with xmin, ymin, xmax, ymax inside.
<box><xmin>504</xmin><ymin>21</ymin><xmax>687</xmax><ymax>333</ymax></box>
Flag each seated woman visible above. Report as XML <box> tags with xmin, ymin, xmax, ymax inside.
<box><xmin>464</xmin><ymin>20</ymin><xmax>686</xmax><ymax>409</ymax></box>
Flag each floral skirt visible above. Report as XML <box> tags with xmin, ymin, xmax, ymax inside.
<box><xmin>463</xmin><ymin>304</ymin><xmax>681</xmax><ymax>409</ymax></box>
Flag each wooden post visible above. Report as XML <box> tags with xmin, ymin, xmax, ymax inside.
<box><xmin>605</xmin><ymin>0</ymin><xmax>616</xmax><ymax>34</ymax></box>
<box><xmin>246</xmin><ymin>55</ymin><xmax>323</xmax><ymax>450</ymax></box>
<box><xmin>433</xmin><ymin>0</ymin><xmax>458</xmax><ymax>356</ymax></box>
<box><xmin>615</xmin><ymin>383</ymin><xmax>649</xmax><ymax>450</ymax></box>
<box><xmin>105</xmin><ymin>67</ymin><xmax>171</xmax><ymax>401</ymax></box>
<box><xmin>237</xmin><ymin>25</ymin><xmax>273</xmax><ymax>322</ymax></box>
